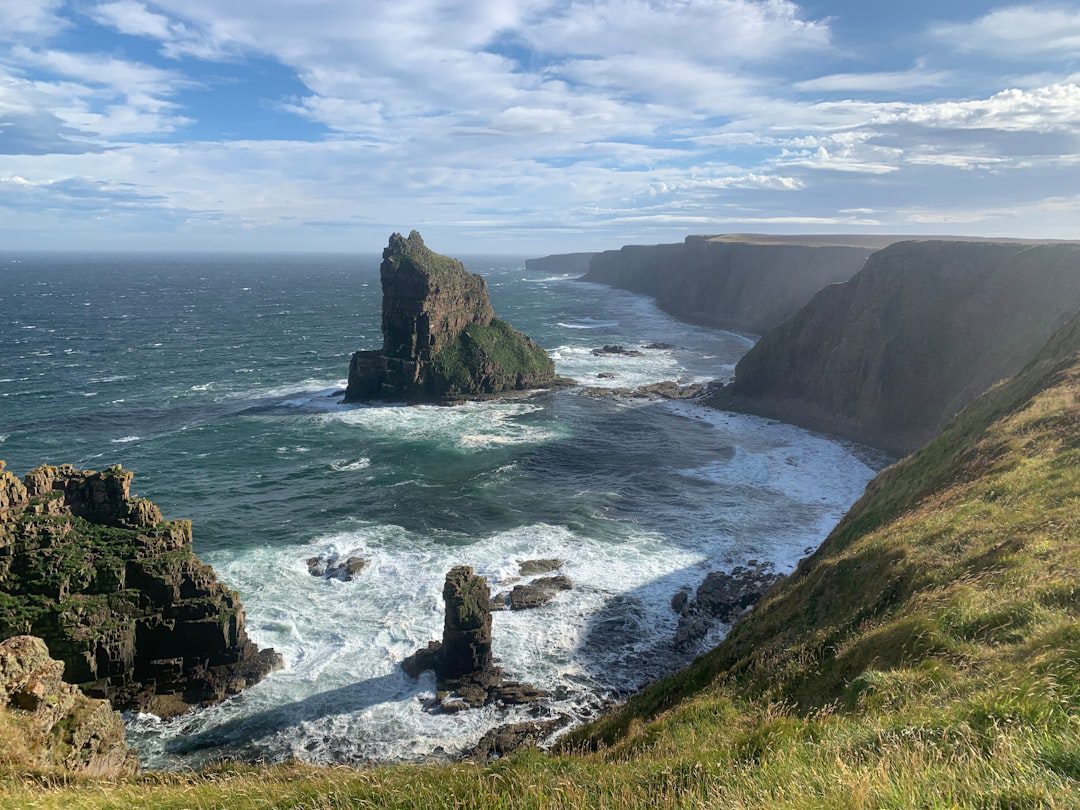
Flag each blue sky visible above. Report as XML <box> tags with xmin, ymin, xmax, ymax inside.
<box><xmin>1</xmin><ymin>1</ymin><xmax>1078</xmax><ymax>252</ymax></box>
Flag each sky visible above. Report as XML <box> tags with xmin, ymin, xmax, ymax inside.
<box><xmin>1</xmin><ymin>1</ymin><xmax>1079</xmax><ymax>253</ymax></box>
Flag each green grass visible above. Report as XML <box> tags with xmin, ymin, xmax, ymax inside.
<box><xmin>3</xmin><ymin>315</ymin><xmax>1078</xmax><ymax>808</ymax></box>
<box><xmin>431</xmin><ymin>318</ymin><xmax>554</xmax><ymax>395</ymax></box>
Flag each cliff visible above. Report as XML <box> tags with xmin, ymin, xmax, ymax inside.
<box><xmin>524</xmin><ymin>252</ymin><xmax>595</xmax><ymax>275</ymax></box>
<box><xmin>0</xmin><ymin>462</ymin><xmax>281</xmax><ymax>719</ymax></box>
<box><xmin>713</xmin><ymin>240</ymin><xmax>1080</xmax><ymax>454</ymax></box>
<box><xmin>0</xmin><ymin>635</ymin><xmax>136</xmax><ymax>777</ymax></box>
<box><xmin>581</xmin><ymin>235</ymin><xmax>875</xmax><ymax>334</ymax></box>
<box><xmin>345</xmin><ymin>231</ymin><xmax>556</xmax><ymax>402</ymax></box>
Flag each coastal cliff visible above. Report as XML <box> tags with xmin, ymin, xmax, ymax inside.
<box><xmin>581</xmin><ymin>235</ymin><xmax>875</xmax><ymax>334</ymax></box>
<box><xmin>712</xmin><ymin>240</ymin><xmax>1080</xmax><ymax>454</ymax></box>
<box><xmin>524</xmin><ymin>252</ymin><xmax>595</xmax><ymax>275</ymax></box>
<box><xmin>345</xmin><ymin>231</ymin><xmax>556</xmax><ymax>402</ymax></box>
<box><xmin>0</xmin><ymin>462</ymin><xmax>281</xmax><ymax>718</ymax></box>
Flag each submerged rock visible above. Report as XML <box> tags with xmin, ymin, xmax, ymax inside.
<box><xmin>345</xmin><ymin>231</ymin><xmax>556</xmax><ymax>403</ymax></box>
<box><xmin>402</xmin><ymin>566</ymin><xmax>548</xmax><ymax>710</ymax></box>
<box><xmin>0</xmin><ymin>462</ymin><xmax>282</xmax><ymax>718</ymax></box>
<box><xmin>591</xmin><ymin>344</ymin><xmax>643</xmax><ymax>357</ymax></box>
<box><xmin>0</xmin><ymin>635</ymin><xmax>137</xmax><ymax>777</ymax></box>
<box><xmin>581</xmin><ymin>380</ymin><xmax>706</xmax><ymax>401</ymax></box>
<box><xmin>518</xmin><ymin>558</ymin><xmax>562</xmax><ymax>576</ymax></box>
<box><xmin>674</xmin><ymin>565</ymin><xmax>782</xmax><ymax>649</ymax></box>
<box><xmin>306</xmin><ymin>554</ymin><xmax>367</xmax><ymax>581</ymax></box>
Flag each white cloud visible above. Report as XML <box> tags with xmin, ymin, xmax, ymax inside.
<box><xmin>795</xmin><ymin>62</ymin><xmax>953</xmax><ymax>93</ymax></box>
<box><xmin>933</xmin><ymin>4</ymin><xmax>1080</xmax><ymax>58</ymax></box>
<box><xmin>0</xmin><ymin>0</ymin><xmax>67</xmax><ymax>42</ymax></box>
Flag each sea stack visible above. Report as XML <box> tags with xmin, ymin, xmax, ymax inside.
<box><xmin>402</xmin><ymin>566</ymin><xmax>547</xmax><ymax>711</ymax></box>
<box><xmin>0</xmin><ymin>461</ymin><xmax>282</xmax><ymax>718</ymax></box>
<box><xmin>345</xmin><ymin>231</ymin><xmax>556</xmax><ymax>403</ymax></box>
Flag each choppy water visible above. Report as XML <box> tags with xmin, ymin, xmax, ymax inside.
<box><xmin>0</xmin><ymin>253</ymin><xmax>879</xmax><ymax>767</ymax></box>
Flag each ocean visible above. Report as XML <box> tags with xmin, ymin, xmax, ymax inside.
<box><xmin>0</xmin><ymin>252</ymin><xmax>879</xmax><ymax>767</ymax></box>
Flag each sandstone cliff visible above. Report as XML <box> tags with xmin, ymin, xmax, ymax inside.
<box><xmin>581</xmin><ymin>235</ymin><xmax>875</xmax><ymax>334</ymax></box>
<box><xmin>524</xmin><ymin>252</ymin><xmax>595</xmax><ymax>275</ymax></box>
<box><xmin>0</xmin><ymin>634</ymin><xmax>135</xmax><ymax>777</ymax></box>
<box><xmin>712</xmin><ymin>240</ymin><xmax>1080</xmax><ymax>454</ymax></box>
<box><xmin>346</xmin><ymin>232</ymin><xmax>556</xmax><ymax>402</ymax></box>
<box><xmin>0</xmin><ymin>461</ymin><xmax>281</xmax><ymax>718</ymax></box>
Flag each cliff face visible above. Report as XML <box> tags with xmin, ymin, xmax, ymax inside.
<box><xmin>0</xmin><ymin>462</ymin><xmax>281</xmax><ymax>719</ymax></box>
<box><xmin>0</xmin><ymin>635</ymin><xmax>136</xmax><ymax>777</ymax></box>
<box><xmin>345</xmin><ymin>231</ymin><xmax>555</xmax><ymax>402</ymax></box>
<box><xmin>714</xmin><ymin>240</ymin><xmax>1080</xmax><ymax>455</ymax></box>
<box><xmin>581</xmin><ymin>236</ymin><xmax>874</xmax><ymax>334</ymax></box>
<box><xmin>524</xmin><ymin>252</ymin><xmax>595</xmax><ymax>275</ymax></box>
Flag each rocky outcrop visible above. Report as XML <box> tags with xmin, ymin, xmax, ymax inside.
<box><xmin>524</xmin><ymin>252</ymin><xmax>595</xmax><ymax>275</ymax></box>
<box><xmin>467</xmin><ymin>717</ymin><xmax>569</xmax><ymax>762</ymax></box>
<box><xmin>0</xmin><ymin>462</ymin><xmax>282</xmax><ymax>719</ymax></box>
<box><xmin>0</xmin><ymin>635</ymin><xmax>136</xmax><ymax>776</ymax></box>
<box><xmin>581</xmin><ymin>235</ymin><xmax>875</xmax><ymax>334</ymax></box>
<box><xmin>673</xmin><ymin>565</ymin><xmax>782</xmax><ymax>650</ymax></box>
<box><xmin>345</xmin><ymin>231</ymin><xmax>557</xmax><ymax>403</ymax></box>
<box><xmin>492</xmin><ymin>574</ymin><xmax>573</xmax><ymax>612</ymax></box>
<box><xmin>711</xmin><ymin>241</ymin><xmax>1080</xmax><ymax>455</ymax></box>
<box><xmin>580</xmin><ymin>380</ymin><xmax>706</xmax><ymax>401</ymax></box>
<box><xmin>306</xmin><ymin>554</ymin><xmax>366</xmax><ymax>581</ymax></box>
<box><xmin>402</xmin><ymin>566</ymin><xmax>547</xmax><ymax>711</ymax></box>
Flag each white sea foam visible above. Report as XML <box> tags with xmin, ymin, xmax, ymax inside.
<box><xmin>325</xmin><ymin>401</ymin><xmax>563</xmax><ymax>452</ymax></box>
<box><xmin>551</xmin><ymin>344</ymin><xmax>706</xmax><ymax>389</ymax></box>
<box><xmin>111</xmin><ymin>435</ymin><xmax>141</xmax><ymax>444</ymax></box>
<box><xmin>330</xmin><ymin>458</ymin><xmax>371</xmax><ymax>472</ymax></box>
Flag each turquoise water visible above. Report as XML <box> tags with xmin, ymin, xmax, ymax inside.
<box><xmin>1</xmin><ymin>253</ymin><xmax>878</xmax><ymax>766</ymax></box>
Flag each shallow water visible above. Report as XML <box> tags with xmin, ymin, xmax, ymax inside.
<box><xmin>0</xmin><ymin>253</ymin><xmax>880</xmax><ymax>767</ymax></box>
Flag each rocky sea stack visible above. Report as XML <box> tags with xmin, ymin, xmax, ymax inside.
<box><xmin>0</xmin><ymin>461</ymin><xmax>282</xmax><ymax>718</ymax></box>
<box><xmin>345</xmin><ymin>231</ymin><xmax>557</xmax><ymax>403</ymax></box>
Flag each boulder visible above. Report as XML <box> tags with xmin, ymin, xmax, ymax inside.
<box><xmin>345</xmin><ymin>232</ymin><xmax>556</xmax><ymax>403</ymax></box>
<box><xmin>674</xmin><ymin>565</ymin><xmax>782</xmax><ymax>649</ymax></box>
<box><xmin>467</xmin><ymin>717</ymin><xmax>569</xmax><ymax>762</ymax></box>
<box><xmin>493</xmin><ymin>574</ymin><xmax>573</xmax><ymax>612</ymax></box>
<box><xmin>307</xmin><ymin>554</ymin><xmax>367</xmax><ymax>581</ymax></box>
<box><xmin>591</xmin><ymin>345</ymin><xmax>643</xmax><ymax>357</ymax></box>
<box><xmin>518</xmin><ymin>558</ymin><xmax>562</xmax><ymax>576</ymax></box>
<box><xmin>0</xmin><ymin>635</ymin><xmax>136</xmax><ymax>777</ymax></box>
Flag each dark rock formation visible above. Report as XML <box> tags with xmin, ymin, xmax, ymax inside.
<box><xmin>518</xmin><ymin>559</ymin><xmax>562</xmax><ymax>576</ymax></box>
<box><xmin>0</xmin><ymin>635</ymin><xmax>136</xmax><ymax>776</ymax></box>
<box><xmin>582</xmin><ymin>235</ymin><xmax>875</xmax><ymax>334</ymax></box>
<box><xmin>524</xmin><ymin>252</ymin><xmax>596</xmax><ymax>275</ymax></box>
<box><xmin>673</xmin><ymin>565</ymin><xmax>782</xmax><ymax>650</ymax></box>
<box><xmin>643</xmin><ymin>342</ymin><xmax>674</xmax><ymax>350</ymax></box>
<box><xmin>306</xmin><ymin>554</ymin><xmax>366</xmax><ymax>581</ymax></box>
<box><xmin>711</xmin><ymin>241</ymin><xmax>1080</xmax><ymax>455</ymax></box>
<box><xmin>492</xmin><ymin>574</ymin><xmax>573</xmax><ymax>612</ymax></box>
<box><xmin>581</xmin><ymin>380</ymin><xmax>706</xmax><ymax>401</ymax></box>
<box><xmin>345</xmin><ymin>232</ymin><xmax>556</xmax><ymax>403</ymax></box>
<box><xmin>402</xmin><ymin>566</ymin><xmax>547</xmax><ymax>710</ymax></box>
<box><xmin>596</xmin><ymin>372</ymin><xmax>617</xmax><ymax>380</ymax></box>
<box><xmin>0</xmin><ymin>462</ymin><xmax>282</xmax><ymax>718</ymax></box>
<box><xmin>467</xmin><ymin>716</ymin><xmax>570</xmax><ymax>762</ymax></box>
<box><xmin>592</xmin><ymin>345</ymin><xmax>643</xmax><ymax>357</ymax></box>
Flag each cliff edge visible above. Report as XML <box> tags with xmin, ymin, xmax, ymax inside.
<box><xmin>581</xmin><ymin>235</ymin><xmax>874</xmax><ymax>334</ymax></box>
<box><xmin>712</xmin><ymin>240</ymin><xmax>1080</xmax><ymax>454</ymax></box>
<box><xmin>0</xmin><ymin>461</ymin><xmax>282</xmax><ymax>719</ymax></box>
<box><xmin>345</xmin><ymin>231</ymin><xmax>556</xmax><ymax>402</ymax></box>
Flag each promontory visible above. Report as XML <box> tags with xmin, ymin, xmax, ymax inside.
<box><xmin>345</xmin><ymin>231</ymin><xmax>556</xmax><ymax>402</ymax></box>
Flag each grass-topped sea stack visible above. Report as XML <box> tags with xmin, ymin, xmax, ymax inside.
<box><xmin>345</xmin><ymin>231</ymin><xmax>556</xmax><ymax>402</ymax></box>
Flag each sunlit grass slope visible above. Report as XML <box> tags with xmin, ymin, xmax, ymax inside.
<box><xmin>3</xmin><ymin>313</ymin><xmax>1078</xmax><ymax>809</ymax></box>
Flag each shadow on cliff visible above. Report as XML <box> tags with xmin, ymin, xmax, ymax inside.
<box><xmin>164</xmin><ymin>670</ymin><xmax>415</xmax><ymax>756</ymax></box>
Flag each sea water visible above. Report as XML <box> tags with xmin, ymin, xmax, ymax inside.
<box><xmin>0</xmin><ymin>253</ymin><xmax>880</xmax><ymax>767</ymax></box>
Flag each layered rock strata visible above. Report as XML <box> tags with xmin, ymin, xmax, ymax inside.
<box><xmin>0</xmin><ymin>461</ymin><xmax>282</xmax><ymax>718</ymax></box>
<box><xmin>0</xmin><ymin>634</ymin><xmax>136</xmax><ymax>776</ymax></box>
<box><xmin>402</xmin><ymin>566</ymin><xmax>547</xmax><ymax>711</ymax></box>
<box><xmin>711</xmin><ymin>240</ymin><xmax>1080</xmax><ymax>454</ymax></box>
<box><xmin>345</xmin><ymin>231</ymin><xmax>556</xmax><ymax>402</ymax></box>
<box><xmin>524</xmin><ymin>252</ymin><xmax>596</xmax><ymax>275</ymax></box>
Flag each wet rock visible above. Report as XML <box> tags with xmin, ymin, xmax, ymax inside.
<box><xmin>591</xmin><ymin>344</ymin><xmax>644</xmax><ymax>357</ymax></box>
<box><xmin>402</xmin><ymin>566</ymin><xmax>548</xmax><ymax>711</ymax></box>
<box><xmin>581</xmin><ymin>380</ymin><xmax>706</xmax><ymax>400</ymax></box>
<box><xmin>493</xmin><ymin>574</ymin><xmax>573</xmax><ymax>611</ymax></box>
<box><xmin>345</xmin><ymin>231</ymin><xmax>555</xmax><ymax>403</ymax></box>
<box><xmin>674</xmin><ymin>564</ymin><xmax>783</xmax><ymax>649</ymax></box>
<box><xmin>0</xmin><ymin>461</ymin><xmax>282</xmax><ymax>718</ymax></box>
<box><xmin>670</xmin><ymin>590</ymin><xmax>690</xmax><ymax>613</ymax></box>
<box><xmin>519</xmin><ymin>558</ymin><xmax>562</xmax><ymax>576</ymax></box>
<box><xmin>0</xmin><ymin>635</ymin><xmax>137</xmax><ymax>776</ymax></box>
<box><xmin>596</xmin><ymin>372</ymin><xmax>617</xmax><ymax>379</ymax></box>
<box><xmin>643</xmin><ymin>342</ymin><xmax>675</xmax><ymax>350</ymax></box>
<box><xmin>307</xmin><ymin>554</ymin><xmax>367</xmax><ymax>581</ymax></box>
<box><xmin>467</xmin><ymin>716</ymin><xmax>570</xmax><ymax>762</ymax></box>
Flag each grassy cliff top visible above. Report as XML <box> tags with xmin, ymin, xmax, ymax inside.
<box><xmin>4</xmin><ymin>315</ymin><xmax>1078</xmax><ymax>807</ymax></box>
<box><xmin>382</xmin><ymin>230</ymin><xmax>471</xmax><ymax>282</ymax></box>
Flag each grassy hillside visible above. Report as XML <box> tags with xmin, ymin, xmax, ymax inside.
<box><xmin>2</xmin><ymin>314</ymin><xmax>1077</xmax><ymax>808</ymax></box>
